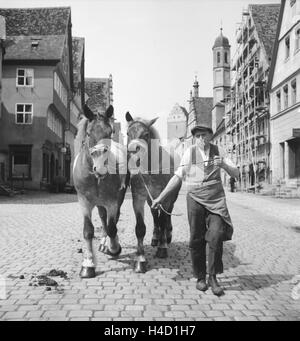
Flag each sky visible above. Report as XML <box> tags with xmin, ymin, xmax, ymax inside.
<box><xmin>0</xmin><ymin>0</ymin><xmax>281</xmax><ymax>139</ymax></box>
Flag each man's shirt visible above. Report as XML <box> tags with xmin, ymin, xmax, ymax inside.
<box><xmin>174</xmin><ymin>144</ymin><xmax>236</xmax><ymax>186</ymax></box>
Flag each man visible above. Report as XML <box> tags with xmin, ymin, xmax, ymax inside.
<box><xmin>152</xmin><ymin>124</ymin><xmax>239</xmax><ymax>296</ymax></box>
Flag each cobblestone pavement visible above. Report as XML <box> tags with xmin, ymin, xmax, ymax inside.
<box><xmin>0</xmin><ymin>189</ymin><xmax>299</xmax><ymax>321</ymax></box>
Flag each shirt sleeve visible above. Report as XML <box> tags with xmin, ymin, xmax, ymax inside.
<box><xmin>174</xmin><ymin>147</ymin><xmax>191</xmax><ymax>180</ymax></box>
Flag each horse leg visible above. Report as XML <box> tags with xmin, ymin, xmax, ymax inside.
<box><xmin>156</xmin><ymin>210</ymin><xmax>168</xmax><ymax>259</ymax></box>
<box><xmin>78</xmin><ymin>197</ymin><xmax>96</xmax><ymax>278</ymax></box>
<box><xmin>133</xmin><ymin>196</ymin><xmax>147</xmax><ymax>273</ymax></box>
<box><xmin>97</xmin><ymin>206</ymin><xmax>108</xmax><ymax>253</ymax></box>
<box><xmin>103</xmin><ymin>206</ymin><xmax>122</xmax><ymax>257</ymax></box>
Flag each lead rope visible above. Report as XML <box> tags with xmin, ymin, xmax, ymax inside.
<box><xmin>138</xmin><ymin>170</ymin><xmax>183</xmax><ymax>216</ymax></box>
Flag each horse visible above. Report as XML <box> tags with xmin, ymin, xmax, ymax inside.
<box><xmin>73</xmin><ymin>104</ymin><xmax>128</xmax><ymax>278</ymax></box>
<box><xmin>125</xmin><ymin>112</ymin><xmax>182</xmax><ymax>273</ymax></box>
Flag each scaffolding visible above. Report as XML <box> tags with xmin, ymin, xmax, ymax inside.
<box><xmin>225</xmin><ymin>8</ymin><xmax>271</xmax><ymax>193</ymax></box>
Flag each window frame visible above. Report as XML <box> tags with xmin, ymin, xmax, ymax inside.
<box><xmin>15</xmin><ymin>103</ymin><xmax>33</xmax><ymax>125</ymax></box>
<box><xmin>285</xmin><ymin>35</ymin><xmax>290</xmax><ymax>60</ymax></box>
<box><xmin>276</xmin><ymin>90</ymin><xmax>281</xmax><ymax>113</ymax></box>
<box><xmin>283</xmin><ymin>84</ymin><xmax>289</xmax><ymax>109</ymax></box>
<box><xmin>295</xmin><ymin>26</ymin><xmax>300</xmax><ymax>53</ymax></box>
<box><xmin>291</xmin><ymin>79</ymin><xmax>297</xmax><ymax>105</ymax></box>
<box><xmin>16</xmin><ymin>68</ymin><xmax>34</xmax><ymax>87</ymax></box>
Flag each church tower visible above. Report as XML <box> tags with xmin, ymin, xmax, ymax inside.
<box><xmin>212</xmin><ymin>28</ymin><xmax>231</xmax><ymax>133</ymax></box>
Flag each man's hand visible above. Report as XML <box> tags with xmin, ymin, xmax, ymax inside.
<box><xmin>151</xmin><ymin>197</ymin><xmax>161</xmax><ymax>210</ymax></box>
<box><xmin>213</xmin><ymin>156</ymin><xmax>224</xmax><ymax>168</ymax></box>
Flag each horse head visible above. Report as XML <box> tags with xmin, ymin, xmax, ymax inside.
<box><xmin>125</xmin><ymin>112</ymin><xmax>159</xmax><ymax>174</ymax></box>
<box><xmin>83</xmin><ymin>104</ymin><xmax>114</xmax><ymax>179</ymax></box>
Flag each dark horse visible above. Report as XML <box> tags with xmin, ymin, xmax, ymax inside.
<box><xmin>126</xmin><ymin>112</ymin><xmax>181</xmax><ymax>273</ymax></box>
<box><xmin>73</xmin><ymin>104</ymin><xmax>128</xmax><ymax>278</ymax></box>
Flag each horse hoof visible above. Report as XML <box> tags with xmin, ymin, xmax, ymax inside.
<box><xmin>79</xmin><ymin>266</ymin><xmax>96</xmax><ymax>279</ymax></box>
<box><xmin>134</xmin><ymin>261</ymin><xmax>147</xmax><ymax>273</ymax></box>
<box><xmin>167</xmin><ymin>235</ymin><xmax>172</xmax><ymax>244</ymax></box>
<box><xmin>156</xmin><ymin>248</ymin><xmax>168</xmax><ymax>259</ymax></box>
<box><xmin>104</xmin><ymin>245</ymin><xmax>122</xmax><ymax>257</ymax></box>
<box><xmin>151</xmin><ymin>238</ymin><xmax>158</xmax><ymax>247</ymax></box>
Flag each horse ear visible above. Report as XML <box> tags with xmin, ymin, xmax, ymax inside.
<box><xmin>149</xmin><ymin>117</ymin><xmax>159</xmax><ymax>126</ymax></box>
<box><xmin>83</xmin><ymin>104</ymin><xmax>95</xmax><ymax>121</ymax></box>
<box><xmin>126</xmin><ymin>112</ymin><xmax>133</xmax><ymax>122</ymax></box>
<box><xmin>105</xmin><ymin>105</ymin><xmax>114</xmax><ymax>118</ymax></box>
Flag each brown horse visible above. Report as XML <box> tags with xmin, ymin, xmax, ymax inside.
<box><xmin>126</xmin><ymin>112</ymin><xmax>181</xmax><ymax>273</ymax></box>
<box><xmin>73</xmin><ymin>104</ymin><xmax>128</xmax><ymax>278</ymax></box>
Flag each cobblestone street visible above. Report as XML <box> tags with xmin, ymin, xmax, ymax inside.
<box><xmin>0</xmin><ymin>189</ymin><xmax>299</xmax><ymax>321</ymax></box>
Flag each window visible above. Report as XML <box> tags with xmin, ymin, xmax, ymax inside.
<box><xmin>224</xmin><ymin>52</ymin><xmax>228</xmax><ymax>64</ymax></box>
<box><xmin>276</xmin><ymin>90</ymin><xmax>281</xmax><ymax>112</ymax></box>
<box><xmin>291</xmin><ymin>79</ymin><xmax>297</xmax><ymax>105</ymax></box>
<box><xmin>47</xmin><ymin>109</ymin><xmax>63</xmax><ymax>138</ymax></box>
<box><xmin>283</xmin><ymin>85</ymin><xmax>289</xmax><ymax>109</ymax></box>
<box><xmin>285</xmin><ymin>36</ymin><xmax>290</xmax><ymax>59</ymax></box>
<box><xmin>217</xmin><ymin>52</ymin><xmax>221</xmax><ymax>64</ymax></box>
<box><xmin>295</xmin><ymin>27</ymin><xmax>300</xmax><ymax>52</ymax></box>
<box><xmin>54</xmin><ymin>72</ymin><xmax>68</xmax><ymax>107</ymax></box>
<box><xmin>15</xmin><ymin>104</ymin><xmax>33</xmax><ymax>124</ymax></box>
<box><xmin>16</xmin><ymin>68</ymin><xmax>34</xmax><ymax>87</ymax></box>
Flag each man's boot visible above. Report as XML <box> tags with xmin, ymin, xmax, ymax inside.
<box><xmin>208</xmin><ymin>275</ymin><xmax>224</xmax><ymax>296</ymax></box>
<box><xmin>196</xmin><ymin>277</ymin><xmax>208</xmax><ymax>291</ymax></box>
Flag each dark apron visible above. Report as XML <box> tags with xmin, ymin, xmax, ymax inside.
<box><xmin>187</xmin><ymin>144</ymin><xmax>234</xmax><ymax>241</ymax></box>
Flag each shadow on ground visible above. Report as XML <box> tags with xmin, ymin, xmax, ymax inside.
<box><xmin>94</xmin><ymin>240</ymin><xmax>242</xmax><ymax>281</ymax></box>
<box><xmin>90</xmin><ymin>240</ymin><xmax>293</xmax><ymax>291</ymax></box>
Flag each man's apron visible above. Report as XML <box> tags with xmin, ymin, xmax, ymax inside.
<box><xmin>186</xmin><ymin>144</ymin><xmax>234</xmax><ymax>241</ymax></box>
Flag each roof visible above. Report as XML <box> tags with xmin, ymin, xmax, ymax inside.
<box><xmin>85</xmin><ymin>78</ymin><xmax>111</xmax><ymax>114</ymax></box>
<box><xmin>0</xmin><ymin>7</ymin><xmax>70</xmax><ymax>36</ymax></box>
<box><xmin>192</xmin><ymin>97</ymin><xmax>213</xmax><ymax>128</ymax></box>
<box><xmin>0</xmin><ymin>7</ymin><xmax>70</xmax><ymax>61</ymax></box>
<box><xmin>250</xmin><ymin>4</ymin><xmax>281</xmax><ymax>61</ymax></box>
<box><xmin>267</xmin><ymin>1</ymin><xmax>285</xmax><ymax>91</ymax></box>
<box><xmin>72</xmin><ymin>37</ymin><xmax>85</xmax><ymax>90</ymax></box>
<box><xmin>4</xmin><ymin>35</ymin><xmax>65</xmax><ymax>60</ymax></box>
<box><xmin>213</xmin><ymin>30</ymin><xmax>230</xmax><ymax>48</ymax></box>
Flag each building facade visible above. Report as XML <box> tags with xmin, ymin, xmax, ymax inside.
<box><xmin>85</xmin><ymin>76</ymin><xmax>122</xmax><ymax>143</ymax></box>
<box><xmin>167</xmin><ymin>103</ymin><xmax>188</xmax><ymax>141</ymax></box>
<box><xmin>67</xmin><ymin>36</ymin><xmax>85</xmax><ymax>185</ymax></box>
<box><xmin>186</xmin><ymin>77</ymin><xmax>213</xmax><ymax>142</ymax></box>
<box><xmin>0</xmin><ymin>7</ymin><xmax>74</xmax><ymax>190</ymax></box>
<box><xmin>268</xmin><ymin>0</ymin><xmax>300</xmax><ymax>194</ymax></box>
<box><xmin>225</xmin><ymin>4</ymin><xmax>280</xmax><ymax>191</ymax></box>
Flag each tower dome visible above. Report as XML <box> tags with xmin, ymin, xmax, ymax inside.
<box><xmin>213</xmin><ymin>28</ymin><xmax>230</xmax><ymax>48</ymax></box>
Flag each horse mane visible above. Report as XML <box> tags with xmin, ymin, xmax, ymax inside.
<box><xmin>74</xmin><ymin>117</ymin><xmax>89</xmax><ymax>156</ymax></box>
<box><xmin>133</xmin><ymin>117</ymin><xmax>160</xmax><ymax>141</ymax></box>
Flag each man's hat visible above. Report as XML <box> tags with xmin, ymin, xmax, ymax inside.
<box><xmin>191</xmin><ymin>124</ymin><xmax>213</xmax><ymax>135</ymax></box>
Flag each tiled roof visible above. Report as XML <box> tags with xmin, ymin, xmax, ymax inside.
<box><xmin>4</xmin><ymin>35</ymin><xmax>65</xmax><ymax>60</ymax></box>
<box><xmin>250</xmin><ymin>4</ymin><xmax>281</xmax><ymax>61</ymax></box>
<box><xmin>0</xmin><ymin>7</ymin><xmax>70</xmax><ymax>61</ymax></box>
<box><xmin>193</xmin><ymin>97</ymin><xmax>213</xmax><ymax>128</ymax></box>
<box><xmin>72</xmin><ymin>37</ymin><xmax>84</xmax><ymax>89</ymax></box>
<box><xmin>85</xmin><ymin>78</ymin><xmax>110</xmax><ymax>114</ymax></box>
<box><xmin>0</xmin><ymin>7</ymin><xmax>70</xmax><ymax>36</ymax></box>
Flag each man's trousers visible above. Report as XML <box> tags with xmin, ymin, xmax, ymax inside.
<box><xmin>187</xmin><ymin>194</ymin><xmax>225</xmax><ymax>279</ymax></box>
